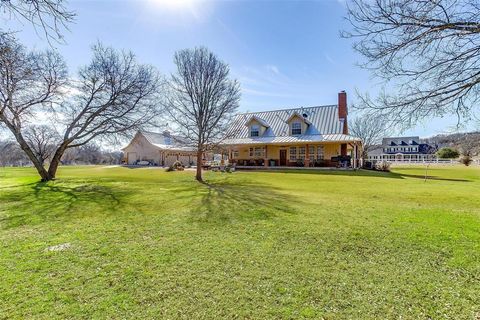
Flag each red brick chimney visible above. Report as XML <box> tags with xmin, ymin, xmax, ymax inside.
<box><xmin>338</xmin><ymin>90</ymin><xmax>348</xmax><ymax>134</ymax></box>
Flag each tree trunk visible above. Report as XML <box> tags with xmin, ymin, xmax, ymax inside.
<box><xmin>46</xmin><ymin>146</ymin><xmax>67</xmax><ymax>181</ymax></box>
<box><xmin>196</xmin><ymin>149</ymin><xmax>203</xmax><ymax>182</ymax></box>
<box><xmin>10</xmin><ymin>129</ymin><xmax>50</xmax><ymax>181</ymax></box>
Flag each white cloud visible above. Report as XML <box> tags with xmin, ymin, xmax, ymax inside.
<box><xmin>265</xmin><ymin>64</ymin><xmax>281</xmax><ymax>76</ymax></box>
<box><xmin>242</xmin><ymin>87</ymin><xmax>295</xmax><ymax>98</ymax></box>
<box><xmin>324</xmin><ymin>53</ymin><xmax>335</xmax><ymax>64</ymax></box>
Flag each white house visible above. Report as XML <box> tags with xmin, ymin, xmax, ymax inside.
<box><xmin>366</xmin><ymin>136</ymin><xmax>437</xmax><ymax>162</ymax></box>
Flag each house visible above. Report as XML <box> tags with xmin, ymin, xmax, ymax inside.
<box><xmin>366</xmin><ymin>136</ymin><xmax>437</xmax><ymax>162</ymax></box>
<box><xmin>122</xmin><ymin>131</ymin><xmax>198</xmax><ymax>166</ymax></box>
<box><xmin>219</xmin><ymin>91</ymin><xmax>362</xmax><ymax>168</ymax></box>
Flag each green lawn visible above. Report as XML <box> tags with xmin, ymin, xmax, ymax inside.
<box><xmin>0</xmin><ymin>165</ymin><xmax>479</xmax><ymax>319</ymax></box>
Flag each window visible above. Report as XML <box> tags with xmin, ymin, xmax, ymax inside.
<box><xmin>289</xmin><ymin>146</ymin><xmax>324</xmax><ymax>161</ymax></box>
<box><xmin>317</xmin><ymin>145</ymin><xmax>324</xmax><ymax>160</ymax></box>
<box><xmin>254</xmin><ymin>147</ymin><xmax>265</xmax><ymax>158</ymax></box>
<box><xmin>289</xmin><ymin>147</ymin><xmax>297</xmax><ymax>161</ymax></box>
<box><xmin>250</xmin><ymin>124</ymin><xmax>260</xmax><ymax>137</ymax></box>
<box><xmin>291</xmin><ymin>121</ymin><xmax>302</xmax><ymax>135</ymax></box>
<box><xmin>298</xmin><ymin>146</ymin><xmax>306</xmax><ymax>160</ymax></box>
<box><xmin>249</xmin><ymin>147</ymin><xmax>265</xmax><ymax>158</ymax></box>
<box><xmin>231</xmin><ymin>150</ymin><xmax>239</xmax><ymax>159</ymax></box>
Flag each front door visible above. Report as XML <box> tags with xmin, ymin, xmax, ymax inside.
<box><xmin>280</xmin><ymin>149</ymin><xmax>287</xmax><ymax>166</ymax></box>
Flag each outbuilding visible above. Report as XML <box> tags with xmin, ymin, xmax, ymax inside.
<box><xmin>122</xmin><ymin>131</ymin><xmax>197</xmax><ymax>166</ymax></box>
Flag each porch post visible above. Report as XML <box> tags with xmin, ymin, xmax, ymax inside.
<box><xmin>353</xmin><ymin>143</ymin><xmax>357</xmax><ymax>169</ymax></box>
<box><xmin>264</xmin><ymin>145</ymin><xmax>268</xmax><ymax>167</ymax></box>
<box><xmin>359</xmin><ymin>143</ymin><xmax>364</xmax><ymax>168</ymax></box>
<box><xmin>305</xmin><ymin>144</ymin><xmax>310</xmax><ymax>167</ymax></box>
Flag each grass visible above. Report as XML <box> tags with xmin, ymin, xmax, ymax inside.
<box><xmin>0</xmin><ymin>165</ymin><xmax>479</xmax><ymax>319</ymax></box>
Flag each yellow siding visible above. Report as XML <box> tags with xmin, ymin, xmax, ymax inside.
<box><xmin>231</xmin><ymin>143</ymin><xmax>345</xmax><ymax>161</ymax></box>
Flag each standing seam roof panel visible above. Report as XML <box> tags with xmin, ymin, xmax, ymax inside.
<box><xmin>226</xmin><ymin>105</ymin><xmax>343</xmax><ymax>139</ymax></box>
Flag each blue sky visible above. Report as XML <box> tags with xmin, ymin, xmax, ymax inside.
<box><xmin>9</xmin><ymin>0</ymin><xmax>474</xmax><ymax>137</ymax></box>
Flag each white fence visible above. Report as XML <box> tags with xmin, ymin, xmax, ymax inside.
<box><xmin>372</xmin><ymin>159</ymin><xmax>480</xmax><ymax>165</ymax></box>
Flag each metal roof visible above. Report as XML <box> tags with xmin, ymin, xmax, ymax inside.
<box><xmin>246</xmin><ymin>115</ymin><xmax>270</xmax><ymax>128</ymax></box>
<box><xmin>123</xmin><ymin>131</ymin><xmax>196</xmax><ymax>152</ymax></box>
<box><xmin>221</xmin><ymin>105</ymin><xmax>360</xmax><ymax>145</ymax></box>
<box><xmin>222</xmin><ymin>134</ymin><xmax>361</xmax><ymax>146</ymax></box>
<box><xmin>225</xmin><ymin>105</ymin><xmax>344</xmax><ymax>139</ymax></box>
<box><xmin>141</xmin><ymin>131</ymin><xmax>185</xmax><ymax>145</ymax></box>
<box><xmin>382</xmin><ymin>136</ymin><xmax>420</xmax><ymax>146</ymax></box>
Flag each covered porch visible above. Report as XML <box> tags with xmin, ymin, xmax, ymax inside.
<box><xmin>220</xmin><ymin>140</ymin><xmax>362</xmax><ymax>169</ymax></box>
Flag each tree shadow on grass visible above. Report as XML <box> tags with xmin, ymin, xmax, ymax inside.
<box><xmin>393</xmin><ymin>173</ymin><xmax>471</xmax><ymax>182</ymax></box>
<box><xmin>246</xmin><ymin>169</ymin><xmax>472</xmax><ymax>182</ymax></box>
<box><xmin>187</xmin><ymin>178</ymin><xmax>300</xmax><ymax>224</ymax></box>
<box><xmin>0</xmin><ymin>181</ymin><xmax>125</xmax><ymax>229</ymax></box>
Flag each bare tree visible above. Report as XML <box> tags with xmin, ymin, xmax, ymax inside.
<box><xmin>349</xmin><ymin>113</ymin><xmax>390</xmax><ymax>160</ymax></box>
<box><xmin>343</xmin><ymin>0</ymin><xmax>480</xmax><ymax>127</ymax></box>
<box><xmin>0</xmin><ymin>35</ymin><xmax>162</xmax><ymax>181</ymax></box>
<box><xmin>0</xmin><ymin>140</ymin><xmax>29</xmax><ymax>166</ymax></box>
<box><xmin>165</xmin><ymin>47</ymin><xmax>240</xmax><ymax>182</ymax></box>
<box><xmin>458</xmin><ymin>133</ymin><xmax>479</xmax><ymax>157</ymax></box>
<box><xmin>0</xmin><ymin>0</ymin><xmax>75</xmax><ymax>42</ymax></box>
<box><xmin>61</xmin><ymin>144</ymin><xmax>122</xmax><ymax>165</ymax></box>
<box><xmin>23</xmin><ymin>125</ymin><xmax>59</xmax><ymax>166</ymax></box>
<box><xmin>0</xmin><ymin>34</ymin><xmax>67</xmax><ymax>179</ymax></box>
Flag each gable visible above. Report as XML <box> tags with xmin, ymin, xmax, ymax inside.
<box><xmin>245</xmin><ymin>116</ymin><xmax>269</xmax><ymax>128</ymax></box>
<box><xmin>122</xmin><ymin>131</ymin><xmax>196</xmax><ymax>152</ymax></box>
<box><xmin>286</xmin><ymin>112</ymin><xmax>312</xmax><ymax>126</ymax></box>
<box><xmin>246</xmin><ymin>118</ymin><xmax>269</xmax><ymax>137</ymax></box>
<box><xmin>122</xmin><ymin>132</ymin><xmax>156</xmax><ymax>152</ymax></box>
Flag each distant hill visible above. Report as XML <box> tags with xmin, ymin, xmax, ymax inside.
<box><xmin>422</xmin><ymin>131</ymin><xmax>480</xmax><ymax>156</ymax></box>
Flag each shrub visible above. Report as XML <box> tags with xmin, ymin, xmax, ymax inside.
<box><xmin>436</xmin><ymin>147</ymin><xmax>460</xmax><ymax>159</ymax></box>
<box><xmin>172</xmin><ymin>160</ymin><xmax>184</xmax><ymax>169</ymax></box>
<box><xmin>225</xmin><ymin>164</ymin><xmax>235</xmax><ymax>173</ymax></box>
<box><xmin>166</xmin><ymin>160</ymin><xmax>184</xmax><ymax>172</ymax></box>
<box><xmin>375</xmin><ymin>161</ymin><xmax>391</xmax><ymax>172</ymax></box>
<box><xmin>459</xmin><ymin>155</ymin><xmax>473</xmax><ymax>166</ymax></box>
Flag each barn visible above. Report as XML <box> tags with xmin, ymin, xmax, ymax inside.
<box><xmin>122</xmin><ymin>131</ymin><xmax>198</xmax><ymax>166</ymax></box>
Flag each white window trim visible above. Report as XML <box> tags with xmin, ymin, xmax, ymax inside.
<box><xmin>291</xmin><ymin>121</ymin><xmax>302</xmax><ymax>135</ymax></box>
<box><xmin>250</xmin><ymin>146</ymin><xmax>265</xmax><ymax>158</ymax></box>
<box><xmin>250</xmin><ymin>124</ymin><xmax>260</xmax><ymax>137</ymax></box>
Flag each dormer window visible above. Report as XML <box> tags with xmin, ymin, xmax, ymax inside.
<box><xmin>291</xmin><ymin>121</ymin><xmax>302</xmax><ymax>135</ymax></box>
<box><xmin>250</xmin><ymin>124</ymin><xmax>260</xmax><ymax>137</ymax></box>
<box><xmin>246</xmin><ymin>116</ymin><xmax>269</xmax><ymax>137</ymax></box>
